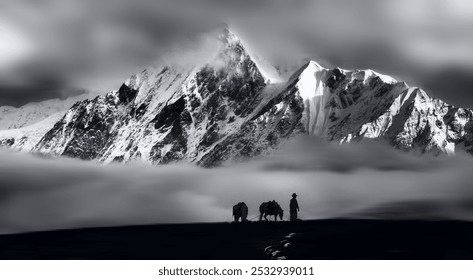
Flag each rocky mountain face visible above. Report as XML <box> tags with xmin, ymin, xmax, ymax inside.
<box><xmin>31</xmin><ymin>27</ymin><xmax>306</xmax><ymax>166</ymax></box>
<box><xmin>1</xmin><ymin>26</ymin><xmax>473</xmax><ymax>165</ymax></box>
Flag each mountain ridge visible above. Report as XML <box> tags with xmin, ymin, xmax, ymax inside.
<box><xmin>0</xmin><ymin>94</ymin><xmax>88</xmax><ymax>130</ymax></box>
<box><xmin>1</xmin><ymin>26</ymin><xmax>472</xmax><ymax>164</ymax></box>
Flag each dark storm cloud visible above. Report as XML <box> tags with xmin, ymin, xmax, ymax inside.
<box><xmin>1</xmin><ymin>0</ymin><xmax>473</xmax><ymax>106</ymax></box>
<box><xmin>1</xmin><ymin>136</ymin><xmax>473</xmax><ymax>234</ymax></box>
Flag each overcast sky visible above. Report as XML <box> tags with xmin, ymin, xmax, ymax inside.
<box><xmin>1</xmin><ymin>0</ymin><xmax>472</xmax><ymax>107</ymax></box>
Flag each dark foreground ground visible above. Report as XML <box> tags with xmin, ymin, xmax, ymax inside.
<box><xmin>1</xmin><ymin>219</ymin><xmax>473</xmax><ymax>259</ymax></box>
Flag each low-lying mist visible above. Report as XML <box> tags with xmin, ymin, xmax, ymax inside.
<box><xmin>1</xmin><ymin>136</ymin><xmax>472</xmax><ymax>234</ymax></box>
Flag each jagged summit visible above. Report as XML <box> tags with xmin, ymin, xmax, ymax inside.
<box><xmin>212</xmin><ymin>24</ymin><xmax>282</xmax><ymax>84</ymax></box>
<box><xmin>214</xmin><ymin>23</ymin><xmax>238</xmax><ymax>45</ymax></box>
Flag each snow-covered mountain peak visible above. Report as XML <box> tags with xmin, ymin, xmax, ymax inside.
<box><xmin>120</xmin><ymin>24</ymin><xmax>281</xmax><ymax>102</ymax></box>
<box><xmin>275</xmin><ymin>58</ymin><xmax>473</xmax><ymax>157</ymax></box>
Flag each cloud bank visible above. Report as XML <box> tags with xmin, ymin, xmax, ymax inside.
<box><xmin>1</xmin><ymin>136</ymin><xmax>473</xmax><ymax>234</ymax></box>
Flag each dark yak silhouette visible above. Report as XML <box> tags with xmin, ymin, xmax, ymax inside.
<box><xmin>259</xmin><ymin>201</ymin><xmax>283</xmax><ymax>221</ymax></box>
<box><xmin>232</xmin><ymin>202</ymin><xmax>248</xmax><ymax>222</ymax></box>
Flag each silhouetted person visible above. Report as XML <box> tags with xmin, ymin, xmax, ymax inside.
<box><xmin>290</xmin><ymin>193</ymin><xmax>299</xmax><ymax>221</ymax></box>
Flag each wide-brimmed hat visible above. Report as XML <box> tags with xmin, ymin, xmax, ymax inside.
<box><xmin>292</xmin><ymin>193</ymin><xmax>297</xmax><ymax>197</ymax></box>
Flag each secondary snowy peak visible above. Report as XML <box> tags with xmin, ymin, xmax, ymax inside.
<box><xmin>284</xmin><ymin>61</ymin><xmax>403</xmax><ymax>136</ymax></box>
<box><xmin>286</xmin><ymin>60</ymin><xmax>473</xmax><ymax>155</ymax></box>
